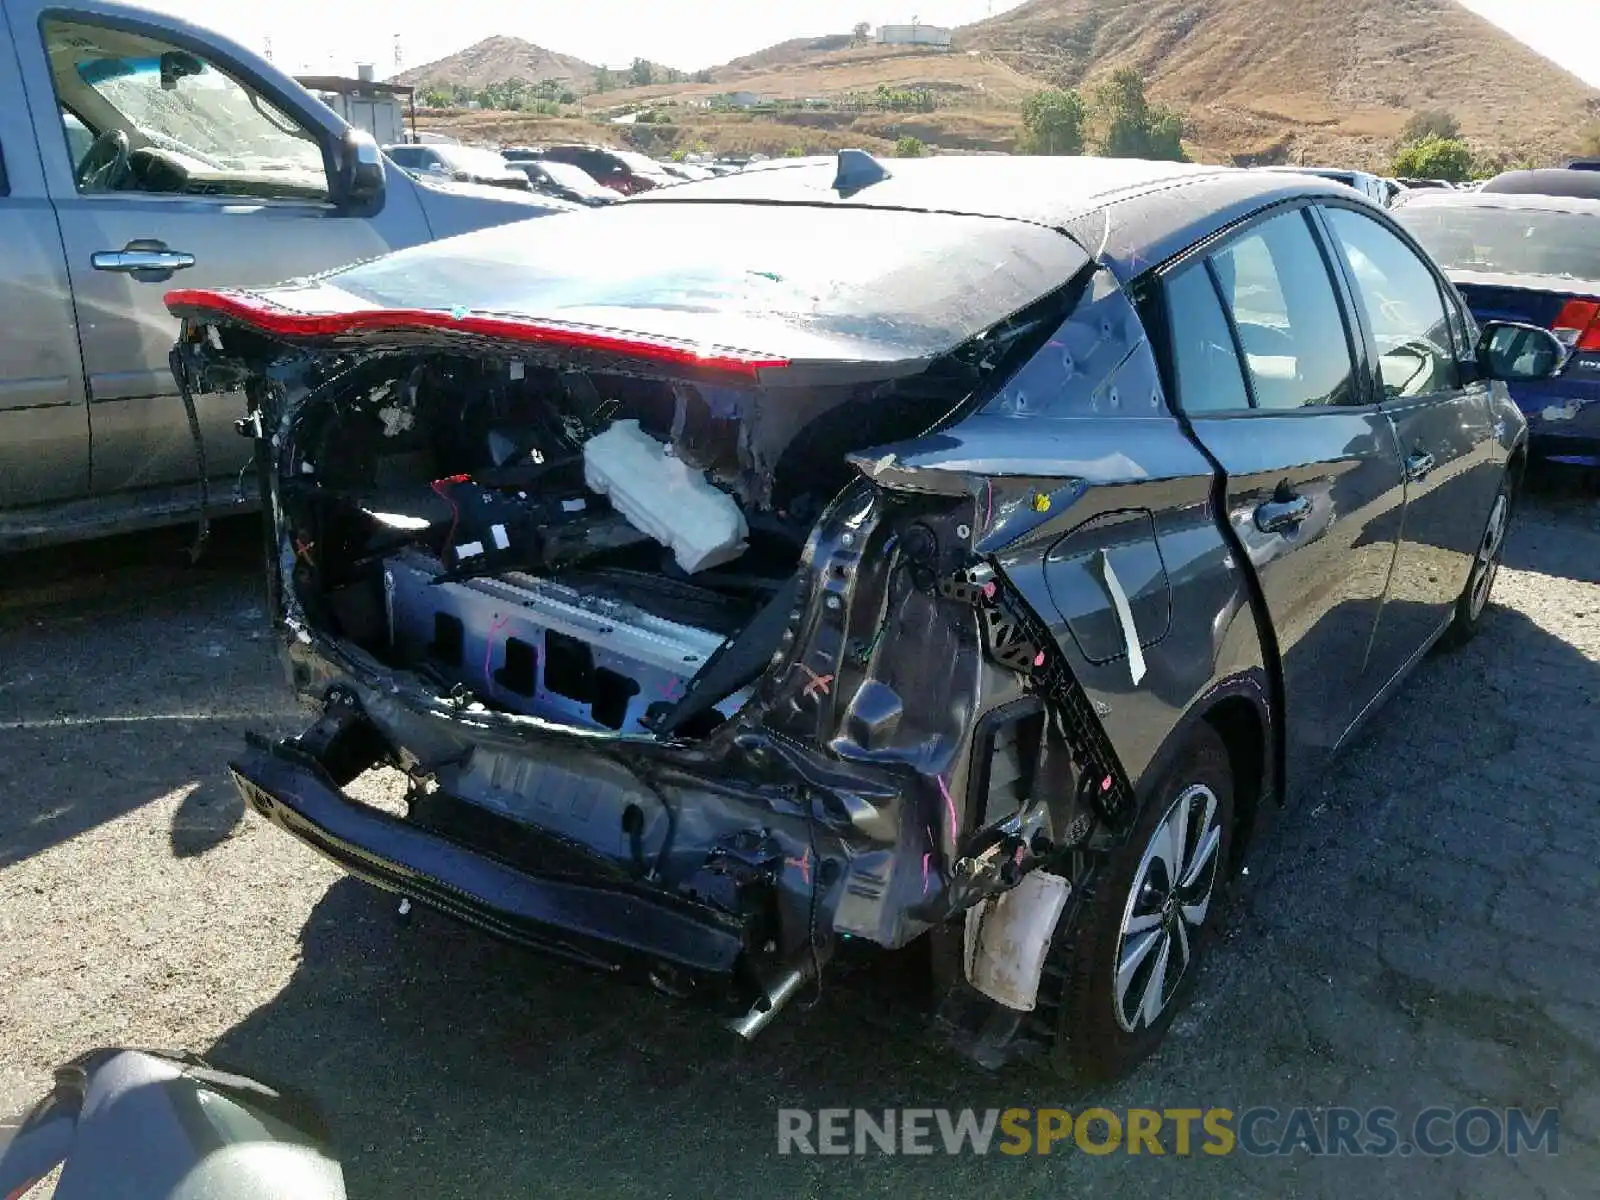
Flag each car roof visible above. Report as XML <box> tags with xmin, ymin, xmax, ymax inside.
<box><xmin>1396</xmin><ymin>189</ymin><xmax>1600</xmax><ymax>217</ymax></box>
<box><xmin>1480</xmin><ymin>168</ymin><xmax>1600</xmax><ymax>201</ymax></box>
<box><xmin>635</xmin><ymin>154</ymin><xmax>1377</xmax><ymax>284</ymax></box>
<box><xmin>1261</xmin><ymin>165</ymin><xmax>1371</xmax><ymax>182</ymax></box>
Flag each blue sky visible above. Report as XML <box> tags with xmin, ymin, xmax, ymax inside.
<box><xmin>143</xmin><ymin>0</ymin><xmax>1599</xmax><ymax>85</ymax></box>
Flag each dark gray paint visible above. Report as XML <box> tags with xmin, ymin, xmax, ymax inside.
<box><xmin>174</xmin><ymin>151</ymin><xmax>1530</xmax><ymax>1045</ymax></box>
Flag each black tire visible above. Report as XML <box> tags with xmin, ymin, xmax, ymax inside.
<box><xmin>1440</xmin><ymin>475</ymin><xmax>1513</xmax><ymax>650</ymax></box>
<box><xmin>1048</xmin><ymin>724</ymin><xmax>1235</xmax><ymax>1081</ymax></box>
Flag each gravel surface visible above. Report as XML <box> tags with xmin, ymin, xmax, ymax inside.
<box><xmin>2</xmin><ymin>484</ymin><xmax>1598</xmax><ymax>1198</ymax></box>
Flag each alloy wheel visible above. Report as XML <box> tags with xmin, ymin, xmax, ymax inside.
<box><xmin>1112</xmin><ymin>783</ymin><xmax>1224</xmax><ymax>1032</ymax></box>
<box><xmin>1468</xmin><ymin>492</ymin><xmax>1510</xmax><ymax>620</ymax></box>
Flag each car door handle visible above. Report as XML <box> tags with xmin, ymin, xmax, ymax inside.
<box><xmin>1405</xmin><ymin>451</ymin><xmax>1436</xmax><ymax>482</ymax></box>
<box><xmin>1254</xmin><ymin>494</ymin><xmax>1312</xmax><ymax>534</ymax></box>
<box><xmin>91</xmin><ymin>247</ymin><xmax>196</xmax><ymax>274</ymax></box>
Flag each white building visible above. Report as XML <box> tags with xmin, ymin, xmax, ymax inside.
<box><xmin>876</xmin><ymin>24</ymin><xmax>953</xmax><ymax>48</ymax></box>
<box><xmin>297</xmin><ymin>65</ymin><xmax>414</xmax><ymax>145</ymax></box>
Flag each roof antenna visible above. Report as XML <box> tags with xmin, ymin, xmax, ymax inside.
<box><xmin>833</xmin><ymin>148</ymin><xmax>891</xmax><ymax>194</ymax></box>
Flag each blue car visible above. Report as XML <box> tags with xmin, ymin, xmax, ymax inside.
<box><xmin>1396</xmin><ymin>189</ymin><xmax>1600</xmax><ymax>466</ymax></box>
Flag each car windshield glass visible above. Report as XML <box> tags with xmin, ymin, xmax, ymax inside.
<box><xmin>612</xmin><ymin>150</ymin><xmax>669</xmax><ymax>176</ymax></box>
<box><xmin>540</xmin><ymin>161</ymin><xmax>609</xmax><ymax>194</ymax></box>
<box><xmin>1395</xmin><ymin>205</ymin><xmax>1600</xmax><ymax>280</ymax></box>
<box><xmin>70</xmin><ymin>51</ymin><xmax>322</xmax><ymax>178</ymax></box>
<box><xmin>318</xmin><ymin>203</ymin><xmax>1087</xmax><ymax>361</ymax></box>
<box><xmin>439</xmin><ymin>147</ymin><xmax>512</xmax><ymax>175</ymax></box>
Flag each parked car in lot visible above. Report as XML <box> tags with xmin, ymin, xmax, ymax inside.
<box><xmin>660</xmin><ymin>160</ymin><xmax>714</xmax><ymax>182</ymax></box>
<box><xmin>170</xmin><ymin>153</ymin><xmax>1557</xmax><ymax>1081</ymax></box>
<box><xmin>1480</xmin><ymin>165</ymin><xmax>1600</xmax><ymax>202</ymax></box>
<box><xmin>1394</xmin><ymin>190</ymin><xmax>1600</xmax><ymax>466</ymax></box>
<box><xmin>383</xmin><ymin>143</ymin><xmax>531</xmax><ymax>191</ymax></box>
<box><xmin>0</xmin><ymin>0</ymin><xmax>571</xmax><ymax>551</ymax></box>
<box><xmin>507</xmin><ymin>159</ymin><xmax>621</xmax><ymax>206</ymax></box>
<box><xmin>528</xmin><ymin>144</ymin><xmax>678</xmax><ymax>193</ymax></box>
<box><xmin>1260</xmin><ymin>165</ymin><xmax>1396</xmax><ymax>206</ymax></box>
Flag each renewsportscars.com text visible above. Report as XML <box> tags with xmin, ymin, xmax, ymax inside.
<box><xmin>776</xmin><ymin>1106</ymin><xmax>1560</xmax><ymax>1157</ymax></box>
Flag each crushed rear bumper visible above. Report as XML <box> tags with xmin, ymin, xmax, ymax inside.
<box><xmin>228</xmin><ymin>745</ymin><xmax>756</xmax><ymax>1008</ymax></box>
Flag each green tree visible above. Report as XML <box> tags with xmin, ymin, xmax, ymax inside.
<box><xmin>783</xmin><ymin>145</ymin><xmax>807</xmax><ymax>157</ymax></box>
<box><xmin>1020</xmin><ymin>87</ymin><xmax>1086</xmax><ymax>155</ymax></box>
<box><xmin>594</xmin><ymin>66</ymin><xmax>614</xmax><ymax>93</ymax></box>
<box><xmin>692</xmin><ymin>68</ymin><xmax>713</xmax><ymax>84</ymax></box>
<box><xmin>629</xmin><ymin>58</ymin><xmax>654</xmax><ymax>87</ymax></box>
<box><xmin>894</xmin><ymin>135</ymin><xmax>926</xmax><ymax>157</ymax></box>
<box><xmin>1391</xmin><ymin>135</ymin><xmax>1477</xmax><ymax>183</ymax></box>
<box><xmin>1400</xmin><ymin>109</ymin><xmax>1461</xmax><ymax>146</ymax></box>
<box><xmin>1092</xmin><ymin>68</ymin><xmax>1187</xmax><ymax>161</ymax></box>
<box><xmin>852</xmin><ymin>21</ymin><xmax>872</xmax><ymax>46</ymax></box>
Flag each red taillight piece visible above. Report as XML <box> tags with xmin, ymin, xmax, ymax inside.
<box><xmin>1552</xmin><ymin>298</ymin><xmax>1600</xmax><ymax>353</ymax></box>
<box><xmin>163</xmin><ymin>288</ymin><xmax>791</xmax><ymax>376</ymax></box>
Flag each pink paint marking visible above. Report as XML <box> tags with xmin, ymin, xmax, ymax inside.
<box><xmin>921</xmin><ymin>853</ymin><xmax>932</xmax><ymax>895</ymax></box>
<box><xmin>936</xmin><ymin>774</ymin><xmax>959</xmax><ymax>841</ymax></box>
<box><xmin>1033</xmin><ymin>650</ymin><xmax>1046</xmax><ymax>667</ymax></box>
<box><xmin>982</xmin><ymin>581</ymin><xmax>997</xmax><ymax>599</ymax></box>
<box><xmin>483</xmin><ymin>614</ymin><xmax>511</xmax><ymax>689</ymax></box>
<box><xmin>787</xmin><ymin>851</ymin><xmax>811</xmax><ymax>883</ymax></box>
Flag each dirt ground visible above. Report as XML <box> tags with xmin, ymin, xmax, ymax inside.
<box><xmin>2</xmin><ymin>479</ymin><xmax>1598</xmax><ymax>1198</ymax></box>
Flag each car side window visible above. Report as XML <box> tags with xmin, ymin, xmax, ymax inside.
<box><xmin>1165</xmin><ymin>262</ymin><xmax>1252</xmax><ymax>413</ymax></box>
<box><xmin>42</xmin><ymin>17</ymin><xmax>328</xmax><ymax>202</ymax></box>
<box><xmin>1209</xmin><ymin>209</ymin><xmax>1359</xmax><ymax>409</ymax></box>
<box><xmin>1323</xmin><ymin>207</ymin><xmax>1458</xmax><ymax>398</ymax></box>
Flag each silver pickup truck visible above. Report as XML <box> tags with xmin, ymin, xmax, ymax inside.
<box><xmin>0</xmin><ymin>0</ymin><xmax>572</xmax><ymax>549</ymax></box>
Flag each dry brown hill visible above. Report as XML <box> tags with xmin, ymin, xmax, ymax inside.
<box><xmin>405</xmin><ymin>4</ymin><xmax>1600</xmax><ymax>167</ymax></box>
<box><xmin>711</xmin><ymin>34</ymin><xmax>856</xmax><ymax>78</ymax></box>
<box><xmin>958</xmin><ymin>0</ymin><xmax>1599</xmax><ymax>164</ymax></box>
<box><xmin>393</xmin><ymin>36</ymin><xmax>599</xmax><ymax>90</ymax></box>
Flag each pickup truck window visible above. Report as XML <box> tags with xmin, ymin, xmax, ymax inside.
<box><xmin>43</xmin><ymin>18</ymin><xmax>328</xmax><ymax>202</ymax></box>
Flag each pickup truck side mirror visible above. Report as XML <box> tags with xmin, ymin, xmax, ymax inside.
<box><xmin>333</xmin><ymin>129</ymin><xmax>386</xmax><ymax>212</ymax></box>
<box><xmin>1477</xmin><ymin>321</ymin><xmax>1569</xmax><ymax>382</ymax></box>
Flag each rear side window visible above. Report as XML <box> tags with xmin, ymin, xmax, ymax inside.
<box><xmin>1210</xmin><ymin>210</ymin><xmax>1358</xmax><ymax>409</ymax></box>
<box><xmin>1165</xmin><ymin>263</ymin><xmax>1251</xmax><ymax>413</ymax></box>
<box><xmin>1323</xmin><ymin>207</ymin><xmax>1458</xmax><ymax>398</ymax></box>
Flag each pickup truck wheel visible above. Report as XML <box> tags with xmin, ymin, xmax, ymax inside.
<box><xmin>1441</xmin><ymin>479</ymin><xmax>1512</xmax><ymax>650</ymax></box>
<box><xmin>1047</xmin><ymin>725</ymin><xmax>1234</xmax><ymax>1081</ymax></box>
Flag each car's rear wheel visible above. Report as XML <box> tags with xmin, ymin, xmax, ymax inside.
<box><xmin>1047</xmin><ymin>725</ymin><xmax>1234</xmax><ymax>1081</ymax></box>
<box><xmin>1441</xmin><ymin>477</ymin><xmax>1512</xmax><ymax>649</ymax></box>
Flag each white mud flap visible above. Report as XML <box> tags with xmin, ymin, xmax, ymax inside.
<box><xmin>962</xmin><ymin>870</ymin><xmax>1071</xmax><ymax>1012</ymax></box>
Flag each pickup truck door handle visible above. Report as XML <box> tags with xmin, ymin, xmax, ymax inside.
<box><xmin>1254</xmin><ymin>493</ymin><xmax>1312</xmax><ymax>534</ymax></box>
<box><xmin>91</xmin><ymin>243</ymin><xmax>196</xmax><ymax>276</ymax></box>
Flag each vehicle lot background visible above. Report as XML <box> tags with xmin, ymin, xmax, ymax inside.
<box><xmin>2</xmin><ymin>485</ymin><xmax>1598</xmax><ymax>1198</ymax></box>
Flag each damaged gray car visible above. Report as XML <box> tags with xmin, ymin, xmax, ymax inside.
<box><xmin>167</xmin><ymin>152</ymin><xmax>1561</xmax><ymax>1080</ymax></box>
